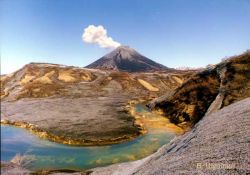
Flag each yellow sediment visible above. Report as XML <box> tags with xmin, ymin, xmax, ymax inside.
<box><xmin>172</xmin><ymin>76</ymin><xmax>183</xmax><ymax>84</ymax></box>
<box><xmin>81</xmin><ymin>73</ymin><xmax>92</xmax><ymax>81</ymax></box>
<box><xmin>20</xmin><ymin>75</ymin><xmax>35</xmax><ymax>85</ymax></box>
<box><xmin>127</xmin><ymin>101</ymin><xmax>184</xmax><ymax>136</ymax></box>
<box><xmin>107</xmin><ymin>77</ymin><xmax>112</xmax><ymax>80</ymax></box>
<box><xmin>58</xmin><ymin>70</ymin><xmax>76</xmax><ymax>82</ymax></box>
<box><xmin>34</xmin><ymin>71</ymin><xmax>55</xmax><ymax>84</ymax></box>
<box><xmin>126</xmin><ymin>154</ymin><xmax>136</xmax><ymax>161</ymax></box>
<box><xmin>138</xmin><ymin>79</ymin><xmax>159</xmax><ymax>92</ymax></box>
<box><xmin>95</xmin><ymin>159</ymin><xmax>103</xmax><ymax>165</ymax></box>
<box><xmin>32</xmin><ymin>88</ymin><xmax>41</xmax><ymax>92</ymax></box>
<box><xmin>112</xmin><ymin>158</ymin><xmax>120</xmax><ymax>164</ymax></box>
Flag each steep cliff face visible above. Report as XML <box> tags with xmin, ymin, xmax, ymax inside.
<box><xmin>218</xmin><ymin>53</ymin><xmax>250</xmax><ymax>107</ymax></box>
<box><xmin>148</xmin><ymin>51</ymin><xmax>250</xmax><ymax>125</ymax></box>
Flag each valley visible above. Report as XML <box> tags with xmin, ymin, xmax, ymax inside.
<box><xmin>1</xmin><ymin>47</ymin><xmax>194</xmax><ymax>147</ymax></box>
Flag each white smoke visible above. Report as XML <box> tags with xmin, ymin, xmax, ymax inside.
<box><xmin>82</xmin><ymin>25</ymin><xmax>121</xmax><ymax>49</ymax></box>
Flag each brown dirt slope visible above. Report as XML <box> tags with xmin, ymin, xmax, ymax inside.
<box><xmin>148</xmin><ymin>51</ymin><xmax>250</xmax><ymax>125</ymax></box>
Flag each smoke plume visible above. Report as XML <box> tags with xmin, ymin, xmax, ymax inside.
<box><xmin>82</xmin><ymin>25</ymin><xmax>121</xmax><ymax>49</ymax></box>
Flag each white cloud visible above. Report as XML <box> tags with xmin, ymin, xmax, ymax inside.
<box><xmin>82</xmin><ymin>25</ymin><xmax>121</xmax><ymax>49</ymax></box>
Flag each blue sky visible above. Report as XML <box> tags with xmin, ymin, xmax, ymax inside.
<box><xmin>1</xmin><ymin>0</ymin><xmax>250</xmax><ymax>74</ymax></box>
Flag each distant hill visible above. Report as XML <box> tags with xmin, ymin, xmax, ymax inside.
<box><xmin>85</xmin><ymin>46</ymin><xmax>173</xmax><ymax>72</ymax></box>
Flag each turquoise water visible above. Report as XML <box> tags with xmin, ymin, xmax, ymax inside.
<box><xmin>1</xmin><ymin>104</ymin><xmax>176</xmax><ymax>171</ymax></box>
<box><xmin>1</xmin><ymin>126</ymin><xmax>175</xmax><ymax>171</ymax></box>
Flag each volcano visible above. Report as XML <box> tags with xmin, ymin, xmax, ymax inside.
<box><xmin>85</xmin><ymin>46</ymin><xmax>173</xmax><ymax>72</ymax></box>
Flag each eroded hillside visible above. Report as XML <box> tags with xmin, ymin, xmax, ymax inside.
<box><xmin>148</xmin><ymin>51</ymin><xmax>250</xmax><ymax>125</ymax></box>
<box><xmin>1</xmin><ymin>63</ymin><xmax>194</xmax><ymax>101</ymax></box>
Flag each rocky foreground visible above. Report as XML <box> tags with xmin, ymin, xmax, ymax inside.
<box><xmin>89</xmin><ymin>97</ymin><xmax>250</xmax><ymax>175</ymax></box>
